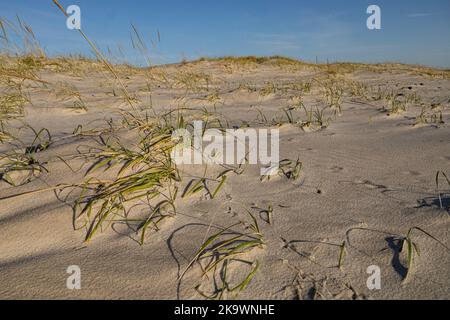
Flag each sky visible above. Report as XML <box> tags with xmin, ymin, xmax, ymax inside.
<box><xmin>1</xmin><ymin>0</ymin><xmax>450</xmax><ymax>67</ymax></box>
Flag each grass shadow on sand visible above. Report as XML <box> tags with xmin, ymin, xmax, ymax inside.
<box><xmin>385</xmin><ymin>237</ymin><xmax>408</xmax><ymax>279</ymax></box>
<box><xmin>415</xmin><ymin>194</ymin><xmax>450</xmax><ymax>214</ymax></box>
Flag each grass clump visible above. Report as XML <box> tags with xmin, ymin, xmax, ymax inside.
<box><xmin>299</xmin><ymin>106</ymin><xmax>330</xmax><ymax>130</ymax></box>
<box><xmin>0</xmin><ymin>152</ymin><xmax>47</xmax><ymax>186</ymax></box>
<box><xmin>0</xmin><ymin>121</ymin><xmax>14</xmax><ymax>142</ymax></box>
<box><xmin>322</xmin><ymin>78</ymin><xmax>344</xmax><ymax>115</ymax></box>
<box><xmin>346</xmin><ymin>80</ymin><xmax>369</xmax><ymax>100</ymax></box>
<box><xmin>415</xmin><ymin>106</ymin><xmax>444</xmax><ymax>126</ymax></box>
<box><xmin>195</xmin><ymin>259</ymin><xmax>259</xmax><ymax>300</ymax></box>
<box><xmin>0</xmin><ymin>127</ymin><xmax>51</xmax><ymax>186</ymax></box>
<box><xmin>259</xmin><ymin>82</ymin><xmax>278</xmax><ymax>96</ymax></box>
<box><xmin>279</xmin><ymin>105</ymin><xmax>330</xmax><ymax>131</ymax></box>
<box><xmin>0</xmin><ymin>90</ymin><xmax>28</xmax><ymax>120</ymax></box>
<box><xmin>174</xmin><ymin>71</ymin><xmax>211</xmax><ymax>92</ymax></box>
<box><xmin>261</xmin><ymin>158</ymin><xmax>303</xmax><ymax>181</ymax></box>
<box><xmin>278</xmin><ymin>158</ymin><xmax>303</xmax><ymax>180</ymax></box>
<box><xmin>384</xmin><ymin>90</ymin><xmax>407</xmax><ymax>115</ymax></box>
<box><xmin>71</xmin><ymin>120</ymin><xmax>181</xmax><ymax>243</ymax></box>
<box><xmin>54</xmin><ymin>81</ymin><xmax>87</xmax><ymax>111</ymax></box>
<box><xmin>181</xmin><ymin>211</ymin><xmax>264</xmax><ymax>299</ymax></box>
<box><xmin>202</xmin><ymin>55</ymin><xmax>306</xmax><ymax>66</ymax></box>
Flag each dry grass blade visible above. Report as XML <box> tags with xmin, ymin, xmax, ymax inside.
<box><xmin>399</xmin><ymin>226</ymin><xmax>449</xmax><ymax>282</ymax></box>
<box><xmin>435</xmin><ymin>171</ymin><xmax>450</xmax><ymax>209</ymax></box>
<box><xmin>257</xmin><ymin>205</ymin><xmax>274</xmax><ymax>225</ymax></box>
<box><xmin>338</xmin><ymin>241</ymin><xmax>346</xmax><ymax>270</ymax></box>
<box><xmin>282</xmin><ymin>237</ymin><xmax>348</xmax><ymax>269</ymax></box>
<box><xmin>279</xmin><ymin>158</ymin><xmax>302</xmax><ymax>180</ymax></box>
<box><xmin>52</xmin><ymin>0</ymin><xmax>135</xmax><ymax>108</ymax></box>
<box><xmin>211</xmin><ymin>175</ymin><xmax>227</xmax><ymax>199</ymax></box>
<box><xmin>138</xmin><ymin>197</ymin><xmax>176</xmax><ymax>245</ymax></box>
<box><xmin>182</xmin><ymin>178</ymin><xmax>206</xmax><ymax>198</ymax></box>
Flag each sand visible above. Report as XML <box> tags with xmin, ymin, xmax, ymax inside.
<box><xmin>0</xmin><ymin>58</ymin><xmax>449</xmax><ymax>299</ymax></box>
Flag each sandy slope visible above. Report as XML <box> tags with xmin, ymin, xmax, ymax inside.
<box><xmin>0</xmin><ymin>59</ymin><xmax>449</xmax><ymax>299</ymax></box>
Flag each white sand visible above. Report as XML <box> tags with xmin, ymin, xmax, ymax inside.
<box><xmin>0</xmin><ymin>59</ymin><xmax>449</xmax><ymax>299</ymax></box>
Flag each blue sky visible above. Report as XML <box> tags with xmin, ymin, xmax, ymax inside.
<box><xmin>1</xmin><ymin>0</ymin><xmax>450</xmax><ymax>67</ymax></box>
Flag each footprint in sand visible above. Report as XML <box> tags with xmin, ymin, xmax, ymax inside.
<box><xmin>353</xmin><ymin>179</ymin><xmax>387</xmax><ymax>190</ymax></box>
<box><xmin>401</xmin><ymin>170</ymin><xmax>421</xmax><ymax>177</ymax></box>
<box><xmin>329</xmin><ymin>166</ymin><xmax>344</xmax><ymax>173</ymax></box>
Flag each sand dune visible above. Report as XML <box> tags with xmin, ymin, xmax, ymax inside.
<box><xmin>0</xmin><ymin>57</ymin><xmax>449</xmax><ymax>299</ymax></box>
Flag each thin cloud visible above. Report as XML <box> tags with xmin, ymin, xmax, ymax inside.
<box><xmin>250</xmin><ymin>39</ymin><xmax>301</xmax><ymax>50</ymax></box>
<box><xmin>407</xmin><ymin>13</ymin><xmax>437</xmax><ymax>18</ymax></box>
<box><xmin>248</xmin><ymin>33</ymin><xmax>301</xmax><ymax>50</ymax></box>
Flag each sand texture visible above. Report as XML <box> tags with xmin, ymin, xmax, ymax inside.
<box><xmin>0</xmin><ymin>57</ymin><xmax>449</xmax><ymax>299</ymax></box>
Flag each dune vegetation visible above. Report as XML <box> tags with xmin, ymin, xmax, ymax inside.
<box><xmin>0</xmin><ymin>8</ymin><xmax>449</xmax><ymax>299</ymax></box>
